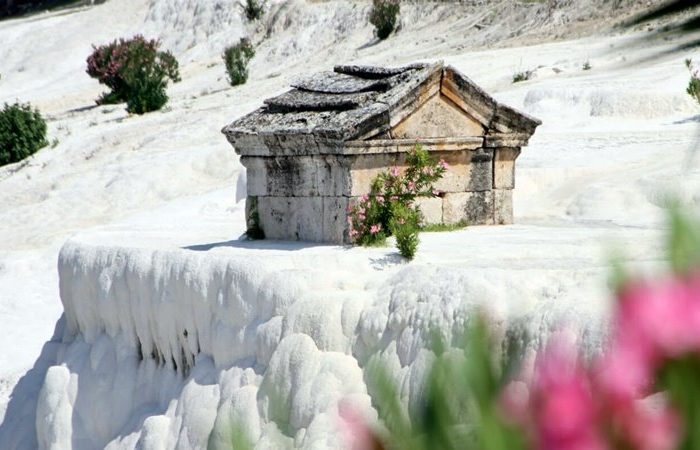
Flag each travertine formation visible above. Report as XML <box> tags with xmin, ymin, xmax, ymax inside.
<box><xmin>222</xmin><ymin>62</ymin><xmax>540</xmax><ymax>244</ymax></box>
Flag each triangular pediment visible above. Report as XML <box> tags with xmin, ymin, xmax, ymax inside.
<box><xmin>389</xmin><ymin>92</ymin><xmax>486</xmax><ymax>139</ymax></box>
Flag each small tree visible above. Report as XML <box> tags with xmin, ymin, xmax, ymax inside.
<box><xmin>223</xmin><ymin>39</ymin><xmax>255</xmax><ymax>87</ymax></box>
<box><xmin>0</xmin><ymin>102</ymin><xmax>48</xmax><ymax>167</ymax></box>
<box><xmin>369</xmin><ymin>0</ymin><xmax>400</xmax><ymax>40</ymax></box>
<box><xmin>240</xmin><ymin>0</ymin><xmax>266</xmax><ymax>21</ymax></box>
<box><xmin>86</xmin><ymin>35</ymin><xmax>181</xmax><ymax>114</ymax></box>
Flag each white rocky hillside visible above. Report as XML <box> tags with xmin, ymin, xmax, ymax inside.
<box><xmin>1</xmin><ymin>0</ymin><xmax>699</xmax><ymax>448</ymax></box>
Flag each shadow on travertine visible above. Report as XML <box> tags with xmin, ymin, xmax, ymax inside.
<box><xmin>182</xmin><ymin>237</ymin><xmax>334</xmax><ymax>252</ymax></box>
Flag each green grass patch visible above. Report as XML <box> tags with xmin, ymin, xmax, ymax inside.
<box><xmin>420</xmin><ymin>222</ymin><xmax>466</xmax><ymax>233</ymax></box>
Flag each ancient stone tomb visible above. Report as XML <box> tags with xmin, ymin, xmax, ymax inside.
<box><xmin>222</xmin><ymin>62</ymin><xmax>540</xmax><ymax>244</ymax></box>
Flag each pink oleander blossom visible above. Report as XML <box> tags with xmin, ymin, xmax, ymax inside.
<box><xmin>599</xmin><ymin>273</ymin><xmax>700</xmax><ymax>405</ymax></box>
<box><xmin>438</xmin><ymin>159</ymin><xmax>449</xmax><ymax>170</ymax></box>
<box><xmin>528</xmin><ymin>335</ymin><xmax>608</xmax><ymax>450</ymax></box>
<box><xmin>338</xmin><ymin>403</ymin><xmax>384</xmax><ymax>450</ymax></box>
<box><xmin>407</xmin><ymin>181</ymin><xmax>416</xmax><ymax>191</ymax></box>
<box><xmin>390</xmin><ymin>166</ymin><xmax>400</xmax><ymax>177</ymax></box>
<box><xmin>370</xmin><ymin>224</ymin><xmax>381</xmax><ymax>235</ymax></box>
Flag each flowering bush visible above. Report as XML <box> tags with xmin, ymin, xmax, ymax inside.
<box><xmin>86</xmin><ymin>35</ymin><xmax>180</xmax><ymax>113</ymax></box>
<box><xmin>0</xmin><ymin>101</ymin><xmax>48</xmax><ymax>167</ymax></box>
<box><xmin>223</xmin><ymin>39</ymin><xmax>255</xmax><ymax>87</ymax></box>
<box><xmin>343</xmin><ymin>206</ymin><xmax>700</xmax><ymax>450</ymax></box>
<box><xmin>348</xmin><ymin>145</ymin><xmax>447</xmax><ymax>259</ymax></box>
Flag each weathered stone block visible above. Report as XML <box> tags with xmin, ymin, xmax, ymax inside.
<box><xmin>415</xmin><ymin>196</ymin><xmax>443</xmax><ymax>224</ymax></box>
<box><xmin>323</xmin><ymin>197</ymin><xmax>350</xmax><ymax>244</ymax></box>
<box><xmin>432</xmin><ymin>150</ymin><xmax>470</xmax><ymax>194</ymax></box>
<box><xmin>241</xmin><ymin>157</ymin><xmax>267</xmax><ymax>197</ymax></box>
<box><xmin>241</xmin><ymin>156</ymin><xmax>352</xmax><ymax>197</ymax></box>
<box><xmin>494</xmin><ymin>189</ymin><xmax>513</xmax><ymax>225</ymax></box>
<box><xmin>253</xmin><ymin>196</ymin><xmax>351</xmax><ymax>243</ymax></box>
<box><xmin>443</xmin><ymin>191</ymin><xmax>494</xmax><ymax>225</ymax></box>
<box><xmin>256</xmin><ymin>196</ymin><xmax>324</xmax><ymax>241</ymax></box>
<box><xmin>348</xmin><ymin>153</ymin><xmax>403</xmax><ymax>196</ymax></box>
<box><xmin>465</xmin><ymin>149</ymin><xmax>493</xmax><ymax>192</ymax></box>
<box><xmin>493</xmin><ymin>147</ymin><xmax>520</xmax><ymax>190</ymax></box>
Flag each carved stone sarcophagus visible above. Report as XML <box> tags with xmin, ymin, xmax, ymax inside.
<box><xmin>222</xmin><ymin>62</ymin><xmax>540</xmax><ymax>244</ymax></box>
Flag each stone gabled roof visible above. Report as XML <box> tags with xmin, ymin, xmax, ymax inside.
<box><xmin>222</xmin><ymin>61</ymin><xmax>541</xmax><ymax>155</ymax></box>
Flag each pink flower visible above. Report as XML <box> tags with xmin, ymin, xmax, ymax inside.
<box><xmin>503</xmin><ymin>332</ymin><xmax>608</xmax><ymax>450</ymax></box>
<box><xmin>390</xmin><ymin>166</ymin><xmax>400</xmax><ymax>177</ymax></box>
<box><xmin>376</xmin><ymin>196</ymin><xmax>384</xmax><ymax>204</ymax></box>
<box><xmin>338</xmin><ymin>403</ymin><xmax>384</xmax><ymax>450</ymax></box>
<box><xmin>370</xmin><ymin>224</ymin><xmax>381</xmax><ymax>235</ymax></box>
<box><xmin>532</xmin><ymin>337</ymin><xmax>606</xmax><ymax>450</ymax></box>
<box><xmin>432</xmin><ymin>189</ymin><xmax>442</xmax><ymax>197</ymax></box>
<box><xmin>438</xmin><ymin>159</ymin><xmax>449</xmax><ymax>170</ymax></box>
<box><xmin>349</xmin><ymin>229</ymin><xmax>359</xmax><ymax>238</ymax></box>
<box><xmin>407</xmin><ymin>181</ymin><xmax>416</xmax><ymax>191</ymax></box>
<box><xmin>616</xmin><ymin>396</ymin><xmax>679</xmax><ymax>450</ymax></box>
<box><xmin>390</xmin><ymin>196</ymin><xmax>398</xmax><ymax>202</ymax></box>
<box><xmin>599</xmin><ymin>273</ymin><xmax>700</xmax><ymax>404</ymax></box>
<box><xmin>360</xmin><ymin>194</ymin><xmax>369</xmax><ymax>202</ymax></box>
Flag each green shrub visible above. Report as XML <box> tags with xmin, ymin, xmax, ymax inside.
<box><xmin>348</xmin><ymin>145</ymin><xmax>448</xmax><ymax>259</ymax></box>
<box><xmin>686</xmin><ymin>58</ymin><xmax>700</xmax><ymax>104</ymax></box>
<box><xmin>369</xmin><ymin>0</ymin><xmax>400</xmax><ymax>40</ymax></box>
<box><xmin>0</xmin><ymin>102</ymin><xmax>48</xmax><ymax>166</ymax></box>
<box><xmin>86</xmin><ymin>35</ymin><xmax>180</xmax><ymax>114</ymax></box>
<box><xmin>389</xmin><ymin>202</ymin><xmax>420</xmax><ymax>259</ymax></box>
<box><xmin>240</xmin><ymin>0</ymin><xmax>265</xmax><ymax>21</ymax></box>
<box><xmin>223</xmin><ymin>39</ymin><xmax>255</xmax><ymax>87</ymax></box>
<box><xmin>512</xmin><ymin>70</ymin><xmax>533</xmax><ymax>83</ymax></box>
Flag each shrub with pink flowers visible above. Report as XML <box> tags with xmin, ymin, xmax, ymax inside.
<box><xmin>347</xmin><ymin>145</ymin><xmax>447</xmax><ymax>259</ymax></box>
<box><xmin>86</xmin><ymin>35</ymin><xmax>181</xmax><ymax>114</ymax></box>
<box><xmin>342</xmin><ymin>205</ymin><xmax>700</xmax><ymax>450</ymax></box>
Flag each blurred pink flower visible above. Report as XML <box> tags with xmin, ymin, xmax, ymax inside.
<box><xmin>530</xmin><ymin>337</ymin><xmax>607</xmax><ymax>450</ymax></box>
<box><xmin>599</xmin><ymin>273</ymin><xmax>700</xmax><ymax>405</ymax></box>
<box><xmin>438</xmin><ymin>159</ymin><xmax>449</xmax><ymax>170</ymax></box>
<box><xmin>390</xmin><ymin>166</ymin><xmax>399</xmax><ymax>177</ymax></box>
<box><xmin>338</xmin><ymin>403</ymin><xmax>383</xmax><ymax>450</ymax></box>
<box><xmin>407</xmin><ymin>181</ymin><xmax>416</xmax><ymax>191</ymax></box>
<box><xmin>376</xmin><ymin>196</ymin><xmax>385</xmax><ymax>204</ymax></box>
<box><xmin>370</xmin><ymin>224</ymin><xmax>381</xmax><ymax>235</ymax></box>
<box><xmin>616</xmin><ymin>396</ymin><xmax>680</xmax><ymax>450</ymax></box>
